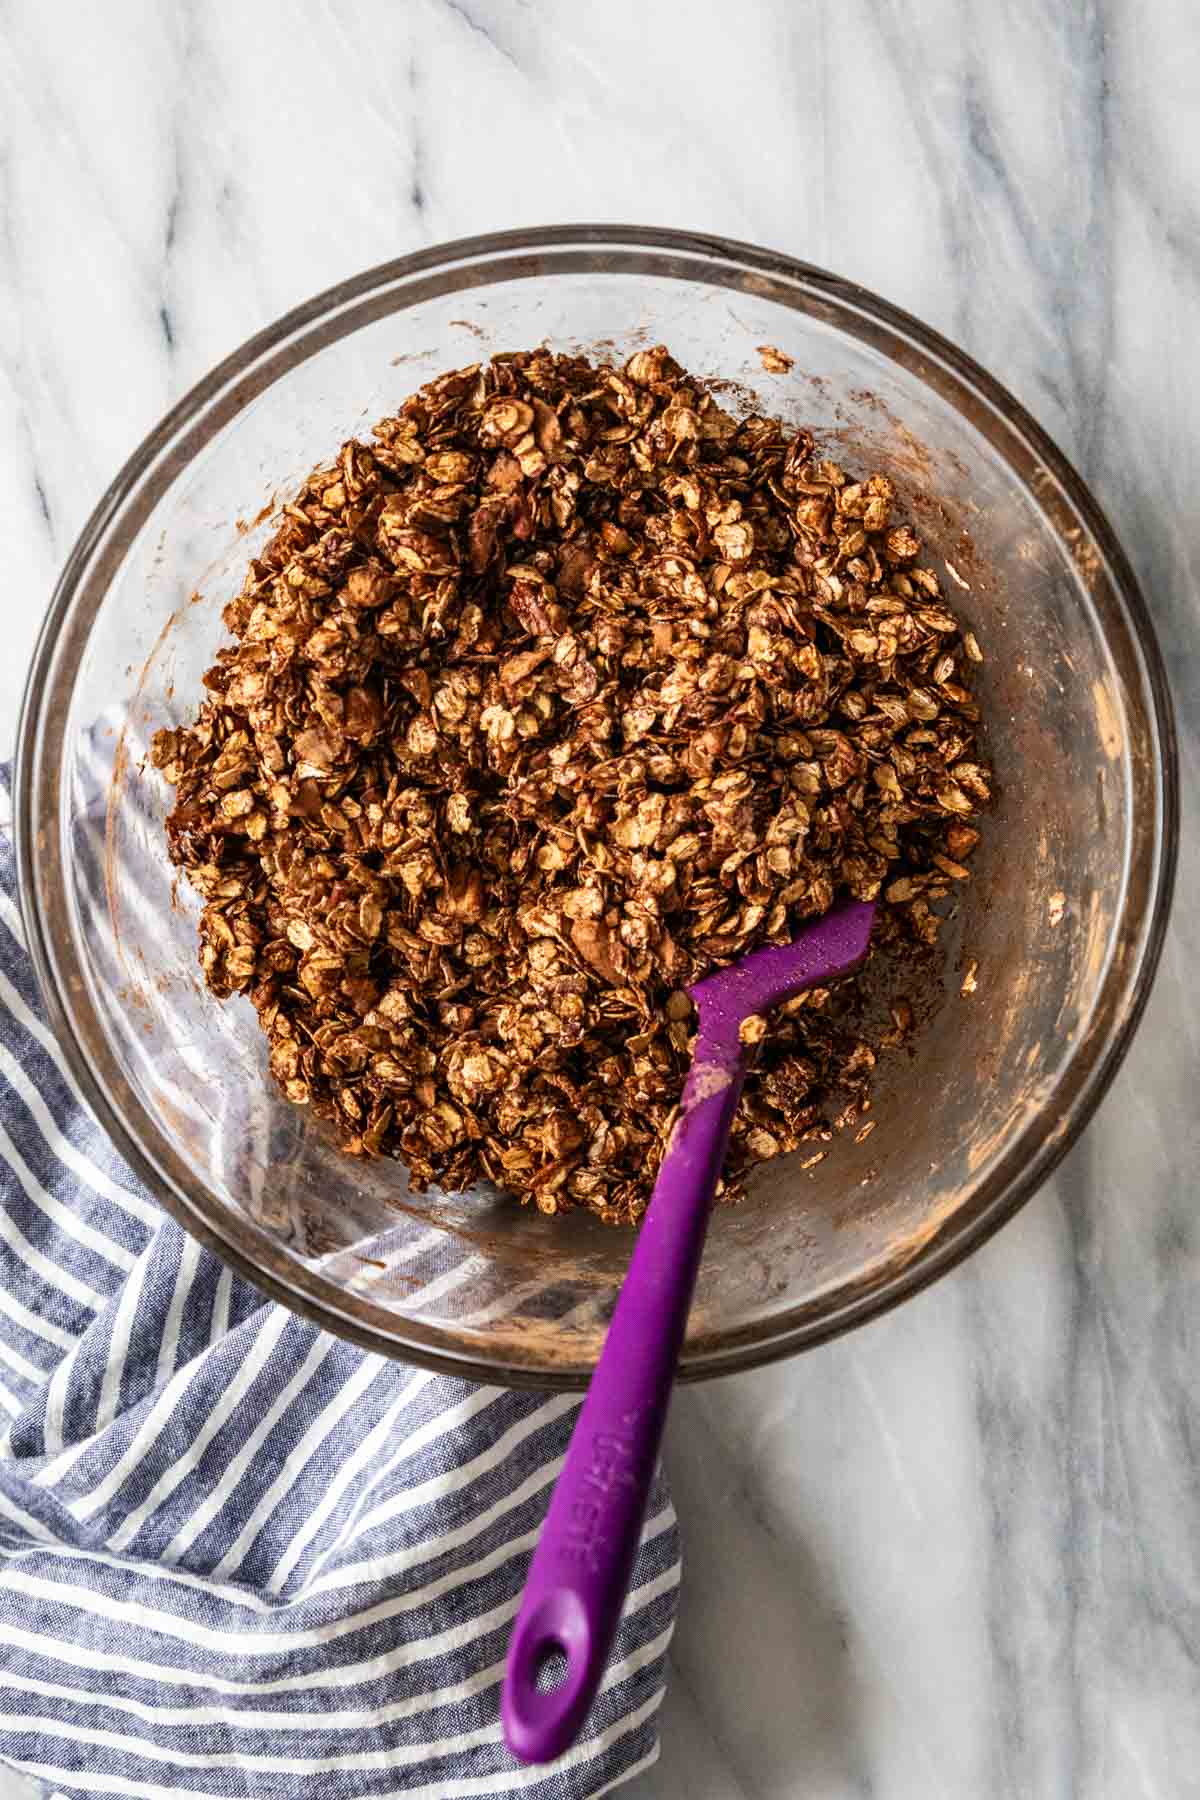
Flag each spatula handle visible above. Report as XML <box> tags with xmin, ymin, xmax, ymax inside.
<box><xmin>501</xmin><ymin>1051</ymin><xmax>746</xmax><ymax>1763</ymax></box>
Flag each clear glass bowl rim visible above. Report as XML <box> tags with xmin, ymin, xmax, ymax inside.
<box><xmin>14</xmin><ymin>224</ymin><xmax>1180</xmax><ymax>1387</ymax></box>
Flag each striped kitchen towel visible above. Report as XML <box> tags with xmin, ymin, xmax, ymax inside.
<box><xmin>0</xmin><ymin>765</ymin><xmax>679</xmax><ymax>1799</ymax></box>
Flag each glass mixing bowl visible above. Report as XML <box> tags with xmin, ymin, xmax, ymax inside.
<box><xmin>15</xmin><ymin>226</ymin><xmax>1177</xmax><ymax>1387</ymax></box>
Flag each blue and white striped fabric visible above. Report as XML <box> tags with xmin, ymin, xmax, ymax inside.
<box><xmin>0</xmin><ymin>766</ymin><xmax>679</xmax><ymax>1799</ymax></box>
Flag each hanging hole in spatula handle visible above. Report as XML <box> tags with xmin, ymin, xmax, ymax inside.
<box><xmin>503</xmin><ymin>1588</ymin><xmax>596</xmax><ymax>1761</ymax></box>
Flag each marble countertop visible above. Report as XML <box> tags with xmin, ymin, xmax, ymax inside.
<box><xmin>2</xmin><ymin>2</ymin><xmax>1197</xmax><ymax>1795</ymax></box>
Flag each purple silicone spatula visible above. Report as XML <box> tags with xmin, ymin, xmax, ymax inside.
<box><xmin>502</xmin><ymin>897</ymin><xmax>877</xmax><ymax>1763</ymax></box>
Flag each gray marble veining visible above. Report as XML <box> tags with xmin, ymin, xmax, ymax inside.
<box><xmin>1</xmin><ymin>1</ymin><xmax>1197</xmax><ymax>1795</ymax></box>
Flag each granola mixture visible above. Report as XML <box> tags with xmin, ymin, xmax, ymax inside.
<box><xmin>152</xmin><ymin>347</ymin><xmax>990</xmax><ymax>1223</ymax></box>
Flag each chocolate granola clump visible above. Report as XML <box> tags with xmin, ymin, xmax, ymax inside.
<box><xmin>153</xmin><ymin>347</ymin><xmax>989</xmax><ymax>1222</ymax></box>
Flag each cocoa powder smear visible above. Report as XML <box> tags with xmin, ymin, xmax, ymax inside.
<box><xmin>152</xmin><ymin>347</ymin><xmax>990</xmax><ymax>1223</ymax></box>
